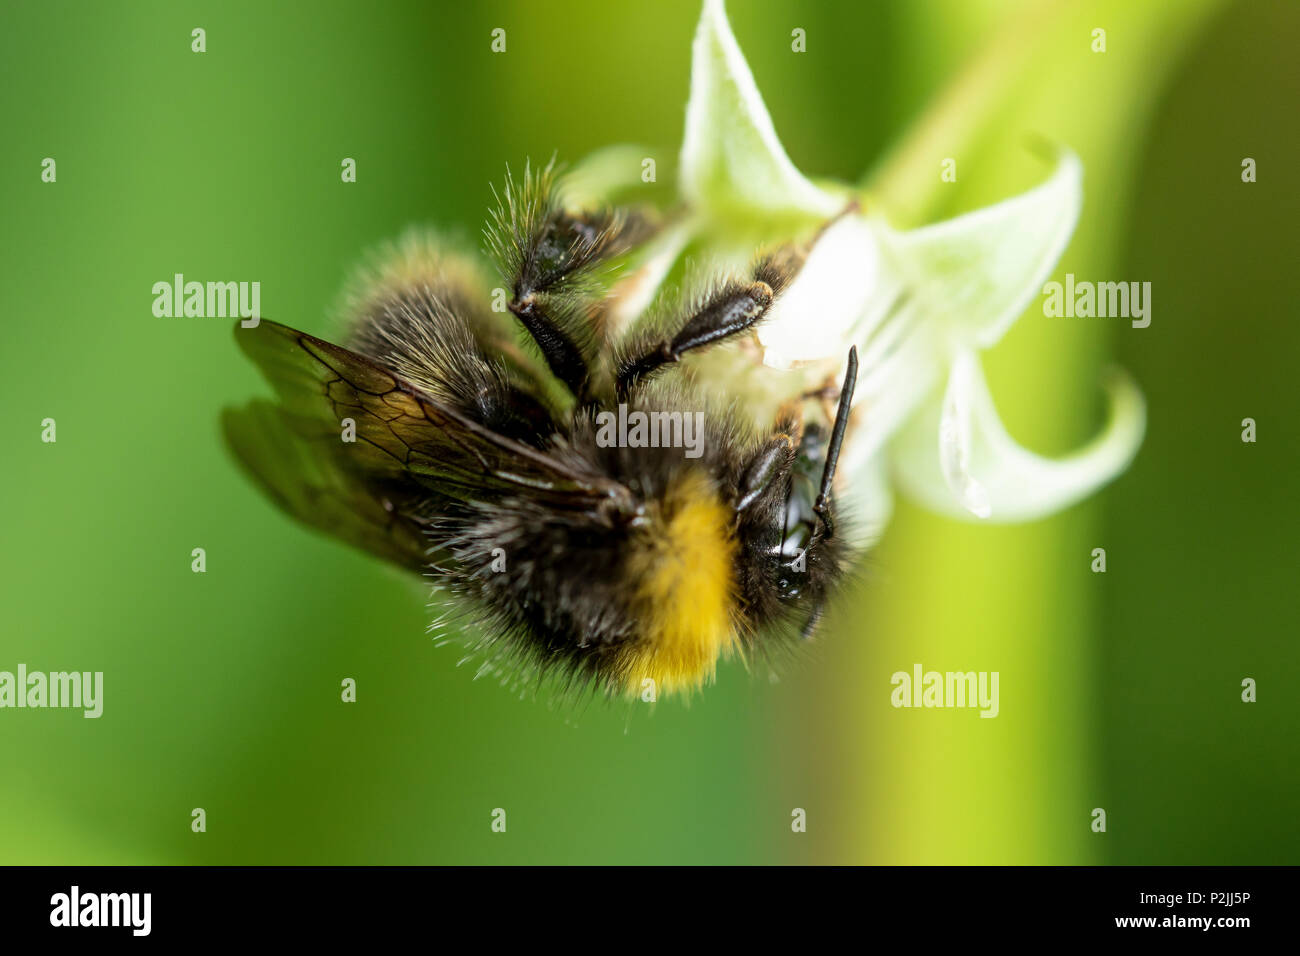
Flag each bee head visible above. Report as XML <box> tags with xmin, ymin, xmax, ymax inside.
<box><xmin>733</xmin><ymin>421</ymin><xmax>852</xmax><ymax>642</ymax></box>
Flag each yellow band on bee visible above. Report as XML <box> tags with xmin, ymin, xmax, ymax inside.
<box><xmin>623</xmin><ymin>472</ymin><xmax>738</xmax><ymax>696</ymax></box>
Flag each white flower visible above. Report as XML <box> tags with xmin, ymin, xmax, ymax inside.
<box><xmin>752</xmin><ymin>154</ymin><xmax>1144</xmax><ymax>546</ymax></box>
<box><xmin>591</xmin><ymin>0</ymin><xmax>1146</xmax><ymax>549</ymax></box>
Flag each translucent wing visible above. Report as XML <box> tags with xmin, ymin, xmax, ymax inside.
<box><xmin>223</xmin><ymin>399</ymin><xmax>433</xmax><ymax>569</ymax></box>
<box><xmin>224</xmin><ymin>320</ymin><xmax>630</xmax><ymax>569</ymax></box>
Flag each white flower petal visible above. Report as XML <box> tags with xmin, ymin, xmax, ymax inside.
<box><xmin>680</xmin><ymin>0</ymin><xmax>841</xmax><ymax>224</ymax></box>
<box><xmin>937</xmin><ymin>352</ymin><xmax>992</xmax><ymax>517</ymax></box>
<box><xmin>836</xmin><ymin>452</ymin><xmax>895</xmax><ymax>551</ymax></box>
<box><xmin>758</xmin><ymin>215</ymin><xmax>891</xmax><ymax>368</ymax></box>
<box><xmin>841</xmin><ymin>309</ymin><xmax>941</xmax><ymax>465</ymax></box>
<box><xmin>834</xmin><ymin>315</ymin><xmax>939</xmax><ymax>549</ymax></box>
<box><xmin>889</xmin><ymin>350</ymin><xmax>1146</xmax><ymax>521</ymax></box>
<box><xmin>884</xmin><ymin>149</ymin><xmax>1082</xmax><ymax>349</ymax></box>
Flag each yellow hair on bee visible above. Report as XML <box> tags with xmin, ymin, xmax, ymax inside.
<box><xmin>622</xmin><ymin>471</ymin><xmax>738</xmax><ymax>696</ymax></box>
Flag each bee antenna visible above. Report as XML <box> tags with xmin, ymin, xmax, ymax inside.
<box><xmin>812</xmin><ymin>346</ymin><xmax>858</xmax><ymax>539</ymax></box>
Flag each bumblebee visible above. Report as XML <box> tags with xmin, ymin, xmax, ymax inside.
<box><xmin>224</xmin><ymin>164</ymin><xmax>858</xmax><ymax>699</ymax></box>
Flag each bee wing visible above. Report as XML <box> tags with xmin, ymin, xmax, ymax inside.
<box><xmin>223</xmin><ymin>399</ymin><xmax>434</xmax><ymax>570</ymax></box>
<box><xmin>225</xmin><ymin>321</ymin><xmax>629</xmax><ymax>562</ymax></box>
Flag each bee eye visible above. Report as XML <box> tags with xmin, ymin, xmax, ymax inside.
<box><xmin>774</xmin><ymin>547</ymin><xmax>810</xmax><ymax>600</ymax></box>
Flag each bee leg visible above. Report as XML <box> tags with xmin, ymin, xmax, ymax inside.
<box><xmin>506</xmin><ymin>294</ymin><xmax>591</xmax><ymax>399</ymax></box>
<box><xmin>811</xmin><ymin>346</ymin><xmax>859</xmax><ymax>539</ymax></box>
<box><xmin>736</xmin><ymin>430</ymin><xmax>798</xmax><ymax>513</ymax></box>
<box><xmin>508</xmin><ymin>206</ymin><xmax>652</xmax><ymax>398</ymax></box>
<box><xmin>616</xmin><ymin>285</ymin><xmax>772</xmax><ymax>397</ymax></box>
<box><xmin>615</xmin><ymin>246</ymin><xmax>807</xmax><ymax>397</ymax></box>
<box><xmin>490</xmin><ymin>163</ymin><xmax>650</xmax><ymax>400</ymax></box>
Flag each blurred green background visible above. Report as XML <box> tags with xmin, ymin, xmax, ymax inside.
<box><xmin>1</xmin><ymin>0</ymin><xmax>1295</xmax><ymax>864</ymax></box>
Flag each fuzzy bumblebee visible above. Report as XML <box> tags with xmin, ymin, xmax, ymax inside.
<box><xmin>224</xmin><ymin>164</ymin><xmax>858</xmax><ymax>699</ymax></box>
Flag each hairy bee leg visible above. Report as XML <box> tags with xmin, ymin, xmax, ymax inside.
<box><xmin>737</xmin><ymin>434</ymin><xmax>795</xmax><ymax>513</ymax></box>
<box><xmin>616</xmin><ymin>280</ymin><xmax>775</xmax><ymax>396</ymax></box>
<box><xmin>507</xmin><ymin>294</ymin><xmax>592</xmax><ymax>398</ymax></box>
<box><xmin>736</xmin><ymin>410</ymin><xmax>804</xmax><ymax>513</ymax></box>
<box><xmin>615</xmin><ymin>245</ymin><xmax>808</xmax><ymax>397</ymax></box>
<box><xmin>502</xmin><ymin>207</ymin><xmax>654</xmax><ymax>401</ymax></box>
<box><xmin>488</xmin><ymin>163</ymin><xmax>654</xmax><ymax>401</ymax></box>
<box><xmin>524</xmin><ymin>208</ymin><xmax>653</xmax><ymax>295</ymax></box>
<box><xmin>812</xmin><ymin>346</ymin><xmax>859</xmax><ymax>539</ymax></box>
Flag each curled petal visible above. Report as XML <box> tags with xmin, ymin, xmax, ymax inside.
<box><xmin>890</xmin><ymin>350</ymin><xmax>1146</xmax><ymax>522</ymax></box>
<box><xmin>884</xmin><ymin>149</ymin><xmax>1082</xmax><ymax>349</ymax></box>
<box><xmin>680</xmin><ymin>0</ymin><xmax>841</xmax><ymax>225</ymax></box>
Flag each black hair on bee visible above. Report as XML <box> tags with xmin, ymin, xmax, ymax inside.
<box><xmin>223</xmin><ymin>160</ymin><xmax>857</xmax><ymax>701</ymax></box>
